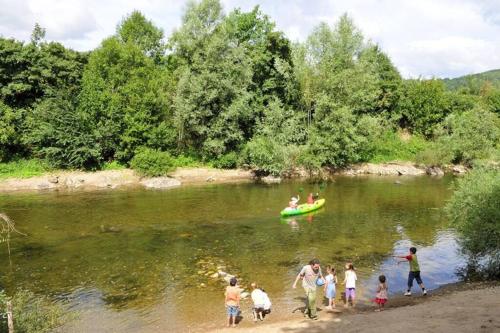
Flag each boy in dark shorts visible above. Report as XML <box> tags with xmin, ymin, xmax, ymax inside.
<box><xmin>394</xmin><ymin>247</ymin><xmax>427</xmax><ymax>296</ymax></box>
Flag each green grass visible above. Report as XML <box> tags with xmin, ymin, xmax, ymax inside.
<box><xmin>0</xmin><ymin>159</ymin><xmax>53</xmax><ymax>179</ymax></box>
<box><xmin>171</xmin><ymin>155</ymin><xmax>209</xmax><ymax>168</ymax></box>
<box><xmin>369</xmin><ymin>131</ymin><xmax>430</xmax><ymax>163</ymax></box>
<box><xmin>102</xmin><ymin>160</ymin><xmax>126</xmax><ymax>170</ymax></box>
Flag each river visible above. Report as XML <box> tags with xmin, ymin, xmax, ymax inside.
<box><xmin>0</xmin><ymin>175</ymin><xmax>466</xmax><ymax>332</ymax></box>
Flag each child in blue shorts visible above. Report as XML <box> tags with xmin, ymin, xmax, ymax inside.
<box><xmin>225</xmin><ymin>277</ymin><xmax>241</xmax><ymax>327</ymax></box>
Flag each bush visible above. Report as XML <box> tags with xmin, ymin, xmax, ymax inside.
<box><xmin>129</xmin><ymin>148</ymin><xmax>175</xmax><ymax>177</ymax></box>
<box><xmin>171</xmin><ymin>155</ymin><xmax>204</xmax><ymax>168</ymax></box>
<box><xmin>212</xmin><ymin>152</ymin><xmax>239</xmax><ymax>169</ymax></box>
<box><xmin>368</xmin><ymin>130</ymin><xmax>429</xmax><ymax>163</ymax></box>
<box><xmin>418</xmin><ymin>108</ymin><xmax>499</xmax><ymax>166</ymax></box>
<box><xmin>445</xmin><ymin>166</ymin><xmax>500</xmax><ymax>279</ymax></box>
<box><xmin>441</xmin><ymin>108</ymin><xmax>499</xmax><ymax>165</ymax></box>
<box><xmin>0</xmin><ymin>289</ymin><xmax>74</xmax><ymax>333</ymax></box>
<box><xmin>242</xmin><ymin>138</ymin><xmax>302</xmax><ymax>176</ymax></box>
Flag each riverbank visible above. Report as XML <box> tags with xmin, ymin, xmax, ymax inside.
<box><xmin>0</xmin><ymin>162</ymin><xmax>467</xmax><ymax>193</ymax></box>
<box><xmin>212</xmin><ymin>282</ymin><xmax>499</xmax><ymax>333</ymax></box>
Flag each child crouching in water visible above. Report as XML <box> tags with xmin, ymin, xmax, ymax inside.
<box><xmin>225</xmin><ymin>277</ymin><xmax>241</xmax><ymax>327</ymax></box>
<box><xmin>374</xmin><ymin>275</ymin><xmax>388</xmax><ymax>312</ymax></box>
<box><xmin>324</xmin><ymin>265</ymin><xmax>337</xmax><ymax>309</ymax></box>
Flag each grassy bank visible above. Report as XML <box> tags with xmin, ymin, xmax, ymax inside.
<box><xmin>368</xmin><ymin>131</ymin><xmax>429</xmax><ymax>163</ymax></box>
<box><xmin>0</xmin><ymin>156</ymin><xmax>210</xmax><ymax>180</ymax></box>
<box><xmin>0</xmin><ymin>159</ymin><xmax>52</xmax><ymax>179</ymax></box>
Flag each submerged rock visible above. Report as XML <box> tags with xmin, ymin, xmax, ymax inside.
<box><xmin>99</xmin><ymin>225</ymin><xmax>122</xmax><ymax>233</ymax></box>
<box><xmin>260</xmin><ymin>175</ymin><xmax>282</xmax><ymax>184</ymax></box>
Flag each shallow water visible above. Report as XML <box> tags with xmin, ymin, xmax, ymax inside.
<box><xmin>0</xmin><ymin>175</ymin><xmax>465</xmax><ymax>332</ymax></box>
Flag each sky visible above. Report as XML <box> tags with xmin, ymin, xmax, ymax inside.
<box><xmin>1</xmin><ymin>0</ymin><xmax>499</xmax><ymax>79</ymax></box>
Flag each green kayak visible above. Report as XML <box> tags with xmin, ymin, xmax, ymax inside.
<box><xmin>280</xmin><ymin>199</ymin><xmax>325</xmax><ymax>217</ymax></box>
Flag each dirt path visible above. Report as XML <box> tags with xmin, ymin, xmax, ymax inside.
<box><xmin>212</xmin><ymin>283</ymin><xmax>499</xmax><ymax>333</ymax></box>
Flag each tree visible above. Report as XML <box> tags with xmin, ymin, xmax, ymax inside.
<box><xmin>26</xmin><ymin>96</ymin><xmax>103</xmax><ymax>169</ymax></box>
<box><xmin>78</xmin><ymin>12</ymin><xmax>172</xmax><ymax>163</ymax></box>
<box><xmin>117</xmin><ymin>10</ymin><xmax>165</xmax><ymax>61</ymax></box>
<box><xmin>171</xmin><ymin>1</ymin><xmax>300</xmax><ymax>159</ymax></box>
<box><xmin>0</xmin><ymin>101</ymin><xmax>17</xmax><ymax>161</ymax></box>
<box><xmin>359</xmin><ymin>44</ymin><xmax>402</xmax><ymax>116</ymax></box>
<box><xmin>435</xmin><ymin>107</ymin><xmax>500</xmax><ymax>165</ymax></box>
<box><xmin>0</xmin><ymin>36</ymin><xmax>87</xmax><ymax>161</ymax></box>
<box><xmin>306</xmin><ymin>97</ymin><xmax>363</xmax><ymax>168</ymax></box>
<box><xmin>397</xmin><ymin>79</ymin><xmax>449</xmax><ymax>137</ymax></box>
<box><xmin>30</xmin><ymin>23</ymin><xmax>46</xmax><ymax>45</ymax></box>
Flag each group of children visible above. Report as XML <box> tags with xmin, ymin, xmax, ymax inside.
<box><xmin>224</xmin><ymin>246</ymin><xmax>427</xmax><ymax>326</ymax></box>
<box><xmin>321</xmin><ymin>262</ymin><xmax>388</xmax><ymax>312</ymax></box>
<box><xmin>321</xmin><ymin>246</ymin><xmax>426</xmax><ymax>314</ymax></box>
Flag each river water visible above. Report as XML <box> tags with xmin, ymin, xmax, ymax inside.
<box><xmin>0</xmin><ymin>175</ymin><xmax>466</xmax><ymax>332</ymax></box>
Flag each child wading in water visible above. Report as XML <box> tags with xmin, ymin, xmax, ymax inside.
<box><xmin>324</xmin><ymin>265</ymin><xmax>338</xmax><ymax>309</ymax></box>
<box><xmin>225</xmin><ymin>277</ymin><xmax>241</xmax><ymax>327</ymax></box>
<box><xmin>374</xmin><ymin>275</ymin><xmax>388</xmax><ymax>311</ymax></box>
<box><xmin>342</xmin><ymin>262</ymin><xmax>357</xmax><ymax>308</ymax></box>
<box><xmin>394</xmin><ymin>247</ymin><xmax>427</xmax><ymax>296</ymax></box>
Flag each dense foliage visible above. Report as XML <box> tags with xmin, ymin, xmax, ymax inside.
<box><xmin>0</xmin><ymin>0</ymin><xmax>499</xmax><ymax>176</ymax></box>
<box><xmin>446</xmin><ymin>166</ymin><xmax>500</xmax><ymax>279</ymax></box>
<box><xmin>129</xmin><ymin>148</ymin><xmax>175</xmax><ymax>177</ymax></box>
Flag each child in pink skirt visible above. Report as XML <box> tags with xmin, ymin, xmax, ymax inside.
<box><xmin>374</xmin><ymin>275</ymin><xmax>388</xmax><ymax>311</ymax></box>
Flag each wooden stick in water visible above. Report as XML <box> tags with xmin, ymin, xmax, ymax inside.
<box><xmin>7</xmin><ymin>300</ymin><xmax>14</xmax><ymax>333</ymax></box>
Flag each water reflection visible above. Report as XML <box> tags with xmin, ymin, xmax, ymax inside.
<box><xmin>0</xmin><ymin>176</ymin><xmax>462</xmax><ymax>332</ymax></box>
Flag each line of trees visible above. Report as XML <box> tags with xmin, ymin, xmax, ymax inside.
<box><xmin>1</xmin><ymin>0</ymin><xmax>499</xmax><ymax>175</ymax></box>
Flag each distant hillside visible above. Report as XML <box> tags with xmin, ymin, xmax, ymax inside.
<box><xmin>443</xmin><ymin>69</ymin><xmax>500</xmax><ymax>90</ymax></box>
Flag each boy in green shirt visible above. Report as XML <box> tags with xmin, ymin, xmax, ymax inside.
<box><xmin>394</xmin><ymin>247</ymin><xmax>427</xmax><ymax>296</ymax></box>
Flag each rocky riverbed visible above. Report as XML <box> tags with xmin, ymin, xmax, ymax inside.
<box><xmin>0</xmin><ymin>163</ymin><xmax>467</xmax><ymax>193</ymax></box>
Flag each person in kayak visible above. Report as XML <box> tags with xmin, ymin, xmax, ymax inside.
<box><xmin>307</xmin><ymin>193</ymin><xmax>314</xmax><ymax>204</ymax></box>
<box><xmin>289</xmin><ymin>195</ymin><xmax>300</xmax><ymax>209</ymax></box>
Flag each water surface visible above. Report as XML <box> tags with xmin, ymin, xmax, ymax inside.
<box><xmin>0</xmin><ymin>175</ymin><xmax>465</xmax><ymax>332</ymax></box>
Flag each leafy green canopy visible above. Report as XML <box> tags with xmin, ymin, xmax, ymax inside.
<box><xmin>2</xmin><ymin>0</ymin><xmax>497</xmax><ymax>174</ymax></box>
<box><xmin>170</xmin><ymin>1</ymin><xmax>300</xmax><ymax>160</ymax></box>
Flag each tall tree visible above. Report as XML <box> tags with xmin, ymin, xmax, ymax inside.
<box><xmin>74</xmin><ymin>11</ymin><xmax>172</xmax><ymax>164</ymax></box>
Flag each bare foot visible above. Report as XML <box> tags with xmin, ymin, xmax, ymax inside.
<box><xmin>374</xmin><ymin>309</ymin><xmax>381</xmax><ymax>312</ymax></box>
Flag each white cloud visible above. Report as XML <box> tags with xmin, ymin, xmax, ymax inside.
<box><xmin>0</xmin><ymin>0</ymin><xmax>499</xmax><ymax>78</ymax></box>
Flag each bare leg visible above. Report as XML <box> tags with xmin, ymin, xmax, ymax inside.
<box><xmin>227</xmin><ymin>315</ymin><xmax>231</xmax><ymax>327</ymax></box>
